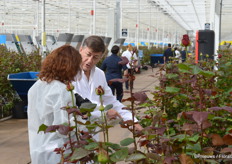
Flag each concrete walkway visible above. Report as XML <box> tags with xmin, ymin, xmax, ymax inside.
<box><xmin>0</xmin><ymin>66</ymin><xmax>161</xmax><ymax>164</ymax></box>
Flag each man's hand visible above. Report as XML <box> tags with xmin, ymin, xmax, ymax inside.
<box><xmin>106</xmin><ymin>109</ymin><xmax>122</xmax><ymax>120</ymax></box>
<box><xmin>134</xmin><ymin>123</ymin><xmax>143</xmax><ymax>131</ymax></box>
<box><xmin>106</xmin><ymin>109</ymin><xmax>143</xmax><ymax>131</ymax></box>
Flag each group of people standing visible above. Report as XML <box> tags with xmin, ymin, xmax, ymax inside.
<box><xmin>163</xmin><ymin>43</ymin><xmax>187</xmax><ymax>64</ymax></box>
<box><xmin>27</xmin><ymin>35</ymin><xmax>142</xmax><ymax>164</ymax></box>
<box><xmin>101</xmin><ymin>44</ymin><xmax>139</xmax><ymax>102</ymax></box>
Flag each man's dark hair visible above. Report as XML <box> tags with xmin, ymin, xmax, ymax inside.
<box><xmin>111</xmin><ymin>45</ymin><xmax>120</xmax><ymax>54</ymax></box>
<box><xmin>168</xmin><ymin>43</ymin><xmax>171</xmax><ymax>47</ymax></box>
<box><xmin>82</xmin><ymin>35</ymin><xmax>105</xmax><ymax>53</ymax></box>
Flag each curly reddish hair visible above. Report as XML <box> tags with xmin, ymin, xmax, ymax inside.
<box><xmin>38</xmin><ymin>45</ymin><xmax>82</xmax><ymax>83</ymax></box>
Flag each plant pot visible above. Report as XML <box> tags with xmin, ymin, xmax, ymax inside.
<box><xmin>12</xmin><ymin>101</ymin><xmax>27</xmax><ymax>119</ymax></box>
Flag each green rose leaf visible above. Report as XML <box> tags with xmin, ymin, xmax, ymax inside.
<box><xmin>166</xmin><ymin>73</ymin><xmax>179</xmax><ymax>79</ymax></box>
<box><xmin>37</xmin><ymin>124</ymin><xmax>47</xmax><ymax>133</ymax></box>
<box><xmin>70</xmin><ymin>147</ymin><xmax>91</xmax><ymax>161</ymax></box>
<box><xmin>104</xmin><ymin>104</ymin><xmax>113</xmax><ymax>111</ymax></box>
<box><xmin>165</xmin><ymin>87</ymin><xmax>180</xmax><ymax>93</ymax></box>
<box><xmin>191</xmin><ymin>65</ymin><xmax>202</xmax><ymax>74</ymax></box>
<box><xmin>110</xmin><ymin>148</ymin><xmax>128</xmax><ymax>162</ymax></box>
<box><xmin>177</xmin><ymin>63</ymin><xmax>191</xmax><ymax>71</ymax></box>
<box><xmin>105</xmin><ymin>142</ymin><xmax>121</xmax><ymax>150</ymax></box>
<box><xmin>80</xmin><ymin>102</ymin><xmax>97</xmax><ymax>113</ymax></box>
<box><xmin>125</xmin><ymin>153</ymin><xmax>146</xmax><ymax>162</ymax></box>
<box><xmin>188</xmin><ymin>134</ymin><xmax>200</xmax><ymax>142</ymax></box>
<box><xmin>84</xmin><ymin>142</ymin><xmax>99</xmax><ymax>150</ymax></box>
<box><xmin>199</xmin><ymin>70</ymin><xmax>215</xmax><ymax>77</ymax></box>
<box><xmin>120</xmin><ymin>138</ymin><xmax>134</xmax><ymax>146</ymax></box>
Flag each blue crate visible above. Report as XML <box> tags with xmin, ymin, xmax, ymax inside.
<box><xmin>7</xmin><ymin>72</ymin><xmax>39</xmax><ymax>102</ymax></box>
<box><xmin>150</xmin><ymin>54</ymin><xmax>164</xmax><ymax>66</ymax></box>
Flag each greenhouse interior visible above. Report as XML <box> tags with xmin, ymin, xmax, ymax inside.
<box><xmin>1</xmin><ymin>0</ymin><xmax>232</xmax><ymax>164</ymax></box>
<box><xmin>0</xmin><ymin>0</ymin><xmax>232</xmax><ymax>54</ymax></box>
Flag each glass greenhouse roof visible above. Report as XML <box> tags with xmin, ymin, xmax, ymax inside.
<box><xmin>0</xmin><ymin>0</ymin><xmax>231</xmax><ymax>44</ymax></box>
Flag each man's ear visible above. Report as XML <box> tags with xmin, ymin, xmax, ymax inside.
<box><xmin>79</xmin><ymin>46</ymin><xmax>83</xmax><ymax>52</ymax></box>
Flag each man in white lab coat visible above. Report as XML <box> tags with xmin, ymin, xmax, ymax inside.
<box><xmin>72</xmin><ymin>36</ymin><xmax>142</xmax><ymax>136</ymax></box>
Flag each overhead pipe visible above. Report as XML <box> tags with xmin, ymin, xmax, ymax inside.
<box><xmin>219</xmin><ymin>0</ymin><xmax>223</xmax><ymax>47</ymax></box>
<box><xmin>68</xmin><ymin>0</ymin><xmax>71</xmax><ymax>32</ymax></box>
<box><xmin>92</xmin><ymin>0</ymin><xmax>96</xmax><ymax>35</ymax></box>
<box><xmin>191</xmin><ymin>0</ymin><xmax>202</xmax><ymax>29</ymax></box>
<box><xmin>136</xmin><ymin>0</ymin><xmax>140</xmax><ymax>49</ymax></box>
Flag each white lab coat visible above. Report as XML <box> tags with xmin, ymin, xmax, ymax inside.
<box><xmin>121</xmin><ymin>50</ymin><xmax>138</xmax><ymax>69</ymax></box>
<box><xmin>27</xmin><ymin>67</ymin><xmax>137</xmax><ymax>164</ymax></box>
<box><xmin>28</xmin><ymin>80</ymin><xmax>77</xmax><ymax>164</ymax></box>
<box><xmin>72</xmin><ymin>67</ymin><xmax>137</xmax><ymax>122</ymax></box>
<box><xmin>175</xmin><ymin>50</ymin><xmax>182</xmax><ymax>63</ymax></box>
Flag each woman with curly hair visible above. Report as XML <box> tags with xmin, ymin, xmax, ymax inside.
<box><xmin>27</xmin><ymin>45</ymin><xmax>82</xmax><ymax>164</ymax></box>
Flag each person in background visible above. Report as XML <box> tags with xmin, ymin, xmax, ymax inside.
<box><xmin>174</xmin><ymin>47</ymin><xmax>181</xmax><ymax>63</ymax></box>
<box><xmin>132</xmin><ymin>46</ymin><xmax>141</xmax><ymax>74</ymax></box>
<box><xmin>181</xmin><ymin>47</ymin><xmax>187</xmax><ymax>62</ymax></box>
<box><xmin>163</xmin><ymin>43</ymin><xmax>173</xmax><ymax>64</ymax></box>
<box><xmin>121</xmin><ymin>44</ymin><xmax>138</xmax><ymax>90</ymax></box>
<box><xmin>27</xmin><ymin>45</ymin><xmax>82</xmax><ymax>164</ymax></box>
<box><xmin>101</xmin><ymin>45</ymin><xmax>128</xmax><ymax>102</ymax></box>
<box><xmin>72</xmin><ymin>36</ymin><xmax>142</xmax><ymax>140</ymax></box>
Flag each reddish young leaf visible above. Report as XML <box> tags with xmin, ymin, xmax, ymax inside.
<box><xmin>45</xmin><ymin>125</ymin><xmax>60</xmax><ymax>133</ymax></box>
<box><xmin>223</xmin><ymin>134</ymin><xmax>232</xmax><ymax>145</ymax></box>
<box><xmin>118</xmin><ymin>56</ymin><xmax>129</xmax><ymax>65</ymax></box>
<box><xmin>66</xmin><ymin>107</ymin><xmax>83</xmax><ymax>115</ymax></box>
<box><xmin>209</xmin><ymin>106</ymin><xmax>232</xmax><ymax>113</ymax></box>
<box><xmin>133</xmin><ymin>91</ymin><xmax>148</xmax><ymax>104</ymax></box>
<box><xmin>164</xmin><ymin>156</ymin><xmax>176</xmax><ymax>164</ymax></box>
<box><xmin>221</xmin><ymin>147</ymin><xmax>232</xmax><ymax>154</ymax></box>
<box><xmin>108</xmin><ymin>78</ymin><xmax>128</xmax><ymax>85</ymax></box>
<box><xmin>121</xmin><ymin>97</ymin><xmax>135</xmax><ymax>102</ymax></box>
<box><xmin>182</xmin><ymin>123</ymin><xmax>198</xmax><ymax>132</ymax></box>
<box><xmin>57</xmin><ymin>125</ymin><xmax>70</xmax><ymax>135</ymax></box>
<box><xmin>210</xmin><ymin>134</ymin><xmax>224</xmax><ymax>146</ymax></box>
<box><xmin>139</xmin><ymin>139</ymin><xmax>149</xmax><ymax>147</ymax></box>
<box><xmin>204</xmin><ymin>89</ymin><xmax>212</xmax><ymax>96</ymax></box>
<box><xmin>202</xmin><ymin>147</ymin><xmax>214</xmax><ymax>155</ymax></box>
<box><xmin>179</xmin><ymin>153</ymin><xmax>194</xmax><ymax>164</ymax></box>
<box><xmin>202</xmin><ymin>120</ymin><xmax>212</xmax><ymax>130</ymax></box>
<box><xmin>192</xmin><ymin>111</ymin><xmax>210</xmax><ymax>126</ymax></box>
<box><xmin>154</xmin><ymin>127</ymin><xmax>166</xmax><ymax>135</ymax></box>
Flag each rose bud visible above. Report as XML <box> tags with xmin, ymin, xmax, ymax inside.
<box><xmin>181</xmin><ymin>34</ymin><xmax>190</xmax><ymax>47</ymax></box>
<box><xmin>66</xmin><ymin>83</ymin><xmax>74</xmax><ymax>91</ymax></box>
<box><xmin>95</xmin><ymin>85</ymin><xmax>105</xmax><ymax>96</ymax></box>
<box><xmin>98</xmin><ymin>148</ymin><xmax>109</xmax><ymax>163</ymax></box>
<box><xmin>218</xmin><ymin>54</ymin><xmax>222</xmax><ymax>58</ymax></box>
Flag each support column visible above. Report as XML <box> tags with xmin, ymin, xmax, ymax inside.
<box><xmin>41</xmin><ymin>0</ymin><xmax>46</xmax><ymax>58</ymax></box>
<box><xmin>210</xmin><ymin>0</ymin><xmax>220</xmax><ymax>55</ymax></box>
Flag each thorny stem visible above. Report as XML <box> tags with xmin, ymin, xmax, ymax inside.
<box><xmin>104</xmin><ymin>112</ymin><xmax>109</xmax><ymax>142</ymax></box>
<box><xmin>70</xmin><ymin>90</ymin><xmax>80</xmax><ymax>141</ymax></box>
<box><xmin>101</xmin><ymin>110</ymin><xmax>106</xmax><ymax>142</ymax></box>
<box><xmin>67</xmin><ymin>114</ymin><xmax>74</xmax><ymax>152</ymax></box>
<box><xmin>200</xmin><ymin>124</ymin><xmax>203</xmax><ymax>150</ymax></box>
<box><xmin>100</xmin><ymin>95</ymin><xmax>108</xmax><ymax>142</ymax></box>
<box><xmin>198</xmin><ymin>85</ymin><xmax>204</xmax><ymax>112</ymax></box>
<box><xmin>129</xmin><ymin>68</ymin><xmax>138</xmax><ymax>151</ymax></box>
<box><xmin>184</xmin><ymin>131</ymin><xmax>187</xmax><ymax>153</ymax></box>
<box><xmin>100</xmin><ymin>95</ymin><xmax>109</xmax><ymax>164</ymax></box>
<box><xmin>60</xmin><ymin>153</ymin><xmax>65</xmax><ymax>164</ymax></box>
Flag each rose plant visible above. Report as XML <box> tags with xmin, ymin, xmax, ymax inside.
<box><xmin>0</xmin><ymin>45</ymin><xmax>41</xmax><ymax>119</ymax></box>
<box><xmin>135</xmin><ymin>55</ymin><xmax>232</xmax><ymax>163</ymax></box>
<box><xmin>35</xmin><ymin>48</ymin><xmax>232</xmax><ymax>163</ymax></box>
